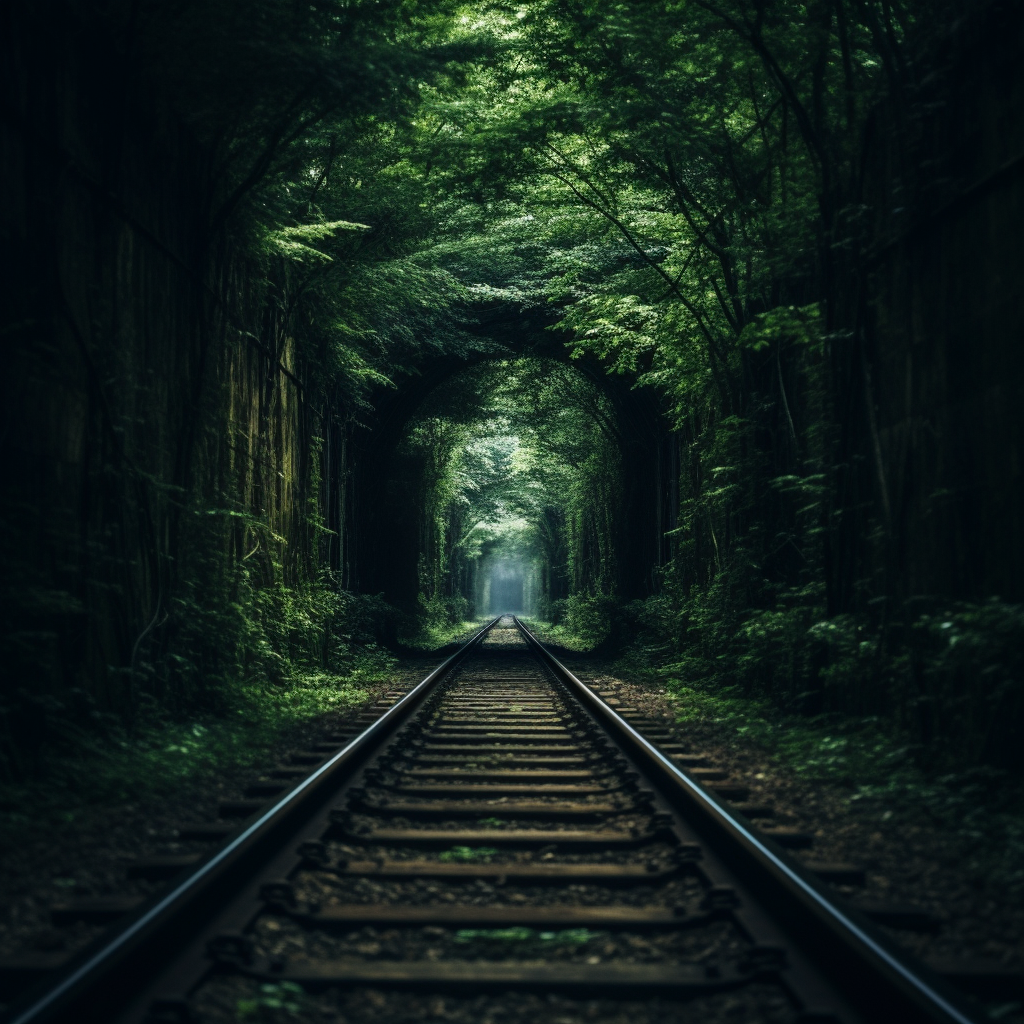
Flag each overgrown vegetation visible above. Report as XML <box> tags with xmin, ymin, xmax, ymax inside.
<box><xmin>454</xmin><ymin>927</ymin><xmax>600</xmax><ymax>948</ymax></box>
<box><xmin>1</xmin><ymin>535</ymin><xmax>400</xmax><ymax>817</ymax></box>
<box><xmin>647</xmin><ymin>666</ymin><xmax>1024</xmax><ymax>891</ymax></box>
<box><xmin>383</xmin><ymin>0</ymin><xmax>1021</xmax><ymax>772</ymax></box>
<box><xmin>0</xmin><ymin>656</ymin><xmax>387</xmax><ymax>838</ymax></box>
<box><xmin>530</xmin><ymin>588</ymin><xmax>1024</xmax><ymax>773</ymax></box>
<box><xmin>237</xmin><ymin>981</ymin><xmax>313</xmax><ymax>1023</ymax></box>
<box><xmin>4</xmin><ymin>0</ymin><xmax>1018</xmax><ymax>796</ymax></box>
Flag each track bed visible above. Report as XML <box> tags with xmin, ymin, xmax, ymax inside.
<box><xmin>3</xmin><ymin>619</ymin><xmax>985</xmax><ymax>1024</ymax></box>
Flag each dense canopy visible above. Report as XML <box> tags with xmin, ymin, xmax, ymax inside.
<box><xmin>4</xmin><ymin>0</ymin><xmax>1022</xmax><ymax>790</ymax></box>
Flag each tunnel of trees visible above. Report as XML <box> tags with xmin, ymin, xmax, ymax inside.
<box><xmin>2</xmin><ymin>0</ymin><xmax>1023</xmax><ymax>787</ymax></box>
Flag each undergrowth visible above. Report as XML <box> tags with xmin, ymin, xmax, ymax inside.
<box><xmin>0</xmin><ymin>651</ymin><xmax>394</xmax><ymax>839</ymax></box>
<box><xmin>0</xmin><ymin>534</ymin><xmax>485</xmax><ymax>839</ymax></box>
<box><xmin>518</xmin><ymin>614</ymin><xmax>599</xmax><ymax>653</ymax></box>
<box><xmin>675</xmin><ymin>675</ymin><xmax>1024</xmax><ymax>884</ymax></box>
<box><xmin>454</xmin><ymin>927</ymin><xmax>599</xmax><ymax>947</ymax></box>
<box><xmin>655</xmin><ymin>673</ymin><xmax>1024</xmax><ymax>891</ymax></box>
<box><xmin>400</xmin><ymin>597</ymin><xmax>488</xmax><ymax>651</ymax></box>
<box><xmin>541</xmin><ymin>595</ymin><xmax>622</xmax><ymax>650</ymax></box>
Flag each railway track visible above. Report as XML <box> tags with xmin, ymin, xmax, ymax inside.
<box><xmin>2</xmin><ymin>617</ymin><xmax>986</xmax><ymax>1024</ymax></box>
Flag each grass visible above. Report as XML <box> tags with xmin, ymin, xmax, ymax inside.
<box><xmin>454</xmin><ymin>927</ymin><xmax>599</xmax><ymax>946</ymax></box>
<box><xmin>237</xmin><ymin>981</ymin><xmax>311</xmax><ymax>1022</ymax></box>
<box><xmin>518</xmin><ymin>617</ymin><xmax>596</xmax><ymax>652</ymax></box>
<box><xmin>0</xmin><ymin>654</ymin><xmax>397</xmax><ymax>839</ymax></box>
<box><xmin>437</xmin><ymin>846</ymin><xmax>498</xmax><ymax>862</ymax></box>
<box><xmin>658</xmin><ymin>674</ymin><xmax>1024</xmax><ymax>891</ymax></box>
<box><xmin>400</xmin><ymin>618</ymin><xmax>488</xmax><ymax>652</ymax></box>
<box><xmin>0</xmin><ymin>610</ymin><xmax>488</xmax><ymax>841</ymax></box>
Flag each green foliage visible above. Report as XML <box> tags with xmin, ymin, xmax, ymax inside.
<box><xmin>659</xmin><ymin>660</ymin><xmax>1024</xmax><ymax>891</ymax></box>
<box><xmin>237</xmin><ymin>982</ymin><xmax>312</xmax><ymax>1022</ymax></box>
<box><xmin>525</xmin><ymin>595</ymin><xmax>617</xmax><ymax>651</ymax></box>
<box><xmin>162</xmin><ymin>0</ymin><xmax>1019</xmax><ymax>785</ymax></box>
<box><xmin>437</xmin><ymin>845</ymin><xmax>498</xmax><ymax>862</ymax></box>
<box><xmin>622</xmin><ymin>593</ymin><xmax>1024</xmax><ymax>771</ymax></box>
<box><xmin>825</xmin><ymin>601</ymin><xmax>1024</xmax><ymax>767</ymax></box>
<box><xmin>738</xmin><ymin>305</ymin><xmax>823</xmax><ymax>354</ymax></box>
<box><xmin>0</xmin><ymin>668</ymin><xmax>372</xmax><ymax>837</ymax></box>
<box><xmin>454</xmin><ymin>927</ymin><xmax>599</xmax><ymax>946</ymax></box>
<box><xmin>389</xmin><ymin>0</ymin><xmax>1018</xmax><ymax>774</ymax></box>
<box><xmin>267</xmin><ymin>220</ymin><xmax>370</xmax><ymax>264</ymax></box>
<box><xmin>395</xmin><ymin>359</ymin><xmax>624</xmax><ymax>626</ymax></box>
<box><xmin>156</xmin><ymin>517</ymin><xmax>400</xmax><ymax>710</ymax></box>
<box><xmin>8</xmin><ymin>0</ymin><xmax>1007</xmax><ymax>799</ymax></box>
<box><xmin>401</xmin><ymin>607</ymin><xmax>481</xmax><ymax>651</ymax></box>
<box><xmin>0</xmin><ymin>471</ymin><xmax>400</xmax><ymax>802</ymax></box>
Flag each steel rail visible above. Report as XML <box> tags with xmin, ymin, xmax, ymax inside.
<box><xmin>513</xmin><ymin>616</ymin><xmax>982</xmax><ymax>1024</ymax></box>
<box><xmin>3</xmin><ymin>618</ymin><xmax>500</xmax><ymax>1024</ymax></box>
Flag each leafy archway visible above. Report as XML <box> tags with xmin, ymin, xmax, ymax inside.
<box><xmin>366</xmin><ymin>356</ymin><xmax>645</xmax><ymax>646</ymax></box>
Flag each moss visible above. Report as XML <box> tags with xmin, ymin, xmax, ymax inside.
<box><xmin>437</xmin><ymin>845</ymin><xmax>498</xmax><ymax>862</ymax></box>
<box><xmin>454</xmin><ymin>927</ymin><xmax>599</xmax><ymax>947</ymax></box>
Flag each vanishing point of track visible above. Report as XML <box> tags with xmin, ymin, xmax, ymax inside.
<box><xmin>3</xmin><ymin>618</ymin><xmax>984</xmax><ymax>1024</ymax></box>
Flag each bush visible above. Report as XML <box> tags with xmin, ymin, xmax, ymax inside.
<box><xmin>400</xmin><ymin>593</ymin><xmax>478</xmax><ymax>649</ymax></box>
<box><xmin>538</xmin><ymin>597</ymin><xmax>567</xmax><ymax>625</ymax></box>
<box><xmin>615</xmin><ymin>583</ymin><xmax>1024</xmax><ymax>771</ymax></box>
<box><xmin>905</xmin><ymin>600</ymin><xmax>1024</xmax><ymax>769</ymax></box>
<box><xmin>563</xmin><ymin>594</ymin><xmax>615</xmax><ymax>648</ymax></box>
